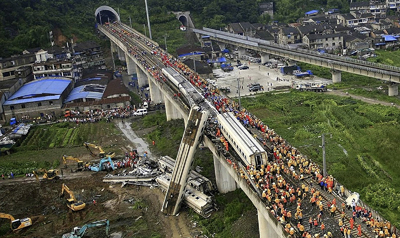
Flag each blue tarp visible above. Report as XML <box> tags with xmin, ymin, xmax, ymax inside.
<box><xmin>305</xmin><ymin>10</ymin><xmax>318</xmax><ymax>15</ymax></box>
<box><xmin>382</xmin><ymin>35</ymin><xmax>397</xmax><ymax>42</ymax></box>
<box><xmin>222</xmin><ymin>49</ymin><xmax>230</xmax><ymax>53</ymax></box>
<box><xmin>207</xmin><ymin>57</ymin><xmax>227</xmax><ymax>64</ymax></box>
<box><xmin>178</xmin><ymin>51</ymin><xmax>204</xmax><ymax>58</ymax></box>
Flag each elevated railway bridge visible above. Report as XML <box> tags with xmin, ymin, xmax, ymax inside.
<box><xmin>95</xmin><ymin>6</ymin><xmax>396</xmax><ymax>238</ymax></box>
<box><xmin>193</xmin><ymin>27</ymin><xmax>400</xmax><ymax>96</ymax></box>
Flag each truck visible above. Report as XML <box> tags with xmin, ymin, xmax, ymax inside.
<box><xmin>294</xmin><ymin>82</ymin><xmax>327</xmax><ymax>92</ymax></box>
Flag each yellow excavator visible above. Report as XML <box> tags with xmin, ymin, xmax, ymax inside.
<box><xmin>83</xmin><ymin>142</ymin><xmax>115</xmax><ymax>159</ymax></box>
<box><xmin>33</xmin><ymin>169</ymin><xmax>60</xmax><ymax>182</ymax></box>
<box><xmin>0</xmin><ymin>213</ymin><xmax>32</xmax><ymax>231</ymax></box>
<box><xmin>60</xmin><ymin>183</ymin><xmax>86</xmax><ymax>212</ymax></box>
<box><xmin>62</xmin><ymin>155</ymin><xmax>84</xmax><ymax>169</ymax></box>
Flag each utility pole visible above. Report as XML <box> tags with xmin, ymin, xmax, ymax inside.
<box><xmin>322</xmin><ymin>134</ymin><xmax>326</xmax><ymax>177</ymax></box>
<box><xmin>144</xmin><ymin>0</ymin><xmax>152</xmax><ymax>39</ymax></box>
<box><xmin>143</xmin><ymin>24</ymin><xmax>147</xmax><ymax>37</ymax></box>
<box><xmin>164</xmin><ymin>33</ymin><xmax>168</xmax><ymax>52</ymax></box>
<box><xmin>193</xmin><ymin>52</ymin><xmax>196</xmax><ymax>72</ymax></box>
<box><xmin>237</xmin><ymin>77</ymin><xmax>243</xmax><ymax>109</ymax></box>
<box><xmin>129</xmin><ymin>16</ymin><xmax>132</xmax><ymax>28</ymax></box>
<box><xmin>320</xmin><ymin>133</ymin><xmax>331</xmax><ymax>177</ymax></box>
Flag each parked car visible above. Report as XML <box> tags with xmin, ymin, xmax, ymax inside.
<box><xmin>239</xmin><ymin>65</ymin><xmax>249</xmax><ymax>70</ymax></box>
<box><xmin>249</xmin><ymin>83</ymin><xmax>261</xmax><ymax>92</ymax></box>
<box><xmin>133</xmin><ymin>109</ymin><xmax>148</xmax><ymax>116</ymax></box>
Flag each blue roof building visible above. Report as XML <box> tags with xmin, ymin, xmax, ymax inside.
<box><xmin>3</xmin><ymin>77</ymin><xmax>74</xmax><ymax>121</ymax></box>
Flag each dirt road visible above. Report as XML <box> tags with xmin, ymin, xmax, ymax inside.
<box><xmin>326</xmin><ymin>89</ymin><xmax>400</xmax><ymax>109</ymax></box>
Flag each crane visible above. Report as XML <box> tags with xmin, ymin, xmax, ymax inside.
<box><xmin>83</xmin><ymin>142</ymin><xmax>115</xmax><ymax>159</ymax></box>
<box><xmin>0</xmin><ymin>213</ymin><xmax>32</xmax><ymax>231</ymax></box>
<box><xmin>60</xmin><ymin>183</ymin><xmax>86</xmax><ymax>212</ymax></box>
<box><xmin>90</xmin><ymin>157</ymin><xmax>115</xmax><ymax>172</ymax></box>
<box><xmin>33</xmin><ymin>169</ymin><xmax>60</xmax><ymax>181</ymax></box>
<box><xmin>62</xmin><ymin>155</ymin><xmax>84</xmax><ymax>169</ymax></box>
<box><xmin>62</xmin><ymin>219</ymin><xmax>109</xmax><ymax>238</ymax></box>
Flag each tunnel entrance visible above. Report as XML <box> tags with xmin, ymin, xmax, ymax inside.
<box><xmin>95</xmin><ymin>6</ymin><xmax>120</xmax><ymax>24</ymax></box>
<box><xmin>178</xmin><ymin>15</ymin><xmax>188</xmax><ymax>27</ymax></box>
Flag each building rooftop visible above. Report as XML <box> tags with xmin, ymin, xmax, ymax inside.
<box><xmin>4</xmin><ymin>77</ymin><xmax>72</xmax><ymax>105</ymax></box>
<box><xmin>64</xmin><ymin>84</ymin><xmax>105</xmax><ymax>103</ymax></box>
<box><xmin>102</xmin><ymin>78</ymin><xmax>129</xmax><ymax>98</ymax></box>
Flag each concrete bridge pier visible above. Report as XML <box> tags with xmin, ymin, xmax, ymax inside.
<box><xmin>110</xmin><ymin>41</ymin><xmax>118</xmax><ymax>53</ymax></box>
<box><xmin>117</xmin><ymin>46</ymin><xmax>126</xmax><ymax>61</ymax></box>
<box><xmin>125</xmin><ymin>54</ymin><xmax>136</xmax><ymax>75</ymax></box>
<box><xmin>260</xmin><ymin>53</ymin><xmax>270</xmax><ymax>64</ymax></box>
<box><xmin>238</xmin><ymin>48</ymin><xmax>246</xmax><ymax>59</ymax></box>
<box><xmin>149</xmin><ymin>79</ymin><xmax>164</xmax><ymax>104</ymax></box>
<box><xmin>213</xmin><ymin>155</ymin><xmax>237</xmax><ymax>193</ymax></box>
<box><xmin>331</xmin><ymin>70</ymin><xmax>342</xmax><ymax>83</ymax></box>
<box><xmin>136</xmin><ymin>65</ymin><xmax>148</xmax><ymax>87</ymax></box>
<box><xmin>388</xmin><ymin>83</ymin><xmax>399</xmax><ymax>96</ymax></box>
<box><xmin>218</xmin><ymin>43</ymin><xmax>226</xmax><ymax>52</ymax></box>
<box><xmin>164</xmin><ymin>96</ymin><xmax>184</xmax><ymax>121</ymax></box>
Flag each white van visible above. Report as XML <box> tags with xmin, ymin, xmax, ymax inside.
<box><xmin>133</xmin><ymin>109</ymin><xmax>148</xmax><ymax>116</ymax></box>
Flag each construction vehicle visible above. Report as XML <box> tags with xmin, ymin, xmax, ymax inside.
<box><xmin>83</xmin><ymin>142</ymin><xmax>115</xmax><ymax>159</ymax></box>
<box><xmin>62</xmin><ymin>219</ymin><xmax>109</xmax><ymax>238</ymax></box>
<box><xmin>60</xmin><ymin>183</ymin><xmax>86</xmax><ymax>212</ymax></box>
<box><xmin>0</xmin><ymin>213</ymin><xmax>32</xmax><ymax>231</ymax></box>
<box><xmin>62</xmin><ymin>155</ymin><xmax>84</xmax><ymax>169</ymax></box>
<box><xmin>90</xmin><ymin>157</ymin><xmax>115</xmax><ymax>172</ymax></box>
<box><xmin>33</xmin><ymin>169</ymin><xmax>60</xmax><ymax>181</ymax></box>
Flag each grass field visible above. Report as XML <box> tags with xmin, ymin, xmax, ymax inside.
<box><xmin>368</xmin><ymin>49</ymin><xmax>400</xmax><ymax>67</ymax></box>
<box><xmin>0</xmin><ymin>121</ymin><xmax>125</xmax><ymax>176</ymax></box>
<box><xmin>242</xmin><ymin>90</ymin><xmax>400</xmax><ymax>226</ymax></box>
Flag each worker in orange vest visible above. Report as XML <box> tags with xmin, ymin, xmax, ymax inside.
<box><xmin>350</xmin><ymin>217</ymin><xmax>354</xmax><ymax>229</ymax></box>
<box><xmin>320</xmin><ymin>222</ymin><xmax>325</xmax><ymax>232</ymax></box>
<box><xmin>358</xmin><ymin>224</ymin><xmax>362</xmax><ymax>236</ymax></box>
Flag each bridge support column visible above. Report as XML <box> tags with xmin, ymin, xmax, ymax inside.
<box><xmin>238</xmin><ymin>48</ymin><xmax>246</xmax><ymax>59</ymax></box>
<box><xmin>117</xmin><ymin>46</ymin><xmax>125</xmax><ymax>61</ymax></box>
<box><xmin>213</xmin><ymin>155</ymin><xmax>237</xmax><ymax>193</ymax></box>
<box><xmin>136</xmin><ymin>66</ymin><xmax>148</xmax><ymax>87</ymax></box>
<box><xmin>258</xmin><ymin>210</ymin><xmax>268</xmax><ymax>237</ymax></box>
<box><xmin>388</xmin><ymin>83</ymin><xmax>399</xmax><ymax>96</ymax></box>
<box><xmin>260</xmin><ymin>53</ymin><xmax>270</xmax><ymax>64</ymax></box>
<box><xmin>149</xmin><ymin>79</ymin><xmax>164</xmax><ymax>104</ymax></box>
<box><xmin>110</xmin><ymin>41</ymin><xmax>118</xmax><ymax>53</ymax></box>
<box><xmin>125</xmin><ymin>54</ymin><xmax>136</xmax><ymax>76</ymax></box>
<box><xmin>218</xmin><ymin>43</ymin><xmax>226</xmax><ymax>52</ymax></box>
<box><xmin>331</xmin><ymin>70</ymin><xmax>342</xmax><ymax>83</ymax></box>
<box><xmin>164</xmin><ymin>96</ymin><xmax>183</xmax><ymax>121</ymax></box>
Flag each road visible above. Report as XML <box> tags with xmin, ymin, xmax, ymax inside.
<box><xmin>326</xmin><ymin>89</ymin><xmax>400</xmax><ymax>109</ymax></box>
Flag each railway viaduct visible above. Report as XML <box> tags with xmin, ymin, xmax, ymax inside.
<box><xmin>193</xmin><ymin>27</ymin><xmax>400</xmax><ymax>96</ymax></box>
<box><xmin>95</xmin><ymin>6</ymin><xmax>288</xmax><ymax>237</ymax></box>
<box><xmin>94</xmin><ymin>6</ymin><xmax>384</xmax><ymax>238</ymax></box>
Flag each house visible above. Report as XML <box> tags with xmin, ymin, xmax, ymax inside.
<box><xmin>303</xmin><ymin>33</ymin><xmax>343</xmax><ymax>50</ymax></box>
<box><xmin>259</xmin><ymin>2</ymin><xmax>274</xmax><ymax>18</ymax></box>
<box><xmin>227</xmin><ymin>23</ymin><xmax>244</xmax><ymax>35</ymax></box>
<box><xmin>278</xmin><ymin>27</ymin><xmax>301</xmax><ymax>45</ymax></box>
<box><xmin>0</xmin><ymin>54</ymin><xmax>36</xmax><ymax>81</ymax></box>
<box><xmin>350</xmin><ymin>2</ymin><xmax>370</xmax><ymax>13</ymax></box>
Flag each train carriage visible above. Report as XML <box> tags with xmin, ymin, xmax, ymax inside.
<box><xmin>217</xmin><ymin>112</ymin><xmax>268</xmax><ymax>168</ymax></box>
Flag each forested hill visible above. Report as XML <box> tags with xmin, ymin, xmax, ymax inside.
<box><xmin>0</xmin><ymin>0</ymin><xmax>355</xmax><ymax>58</ymax></box>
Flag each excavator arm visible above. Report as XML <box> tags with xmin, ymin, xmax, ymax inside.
<box><xmin>60</xmin><ymin>184</ymin><xmax>86</xmax><ymax>212</ymax></box>
<box><xmin>62</xmin><ymin>219</ymin><xmax>109</xmax><ymax>238</ymax></box>
<box><xmin>0</xmin><ymin>213</ymin><xmax>32</xmax><ymax>231</ymax></box>
<box><xmin>84</xmin><ymin>142</ymin><xmax>115</xmax><ymax>159</ymax></box>
<box><xmin>62</xmin><ymin>155</ymin><xmax>84</xmax><ymax>168</ymax></box>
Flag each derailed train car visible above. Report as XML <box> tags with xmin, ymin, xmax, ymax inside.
<box><xmin>156</xmin><ymin>173</ymin><xmax>215</xmax><ymax>218</ymax></box>
<box><xmin>217</xmin><ymin>112</ymin><xmax>268</xmax><ymax>168</ymax></box>
<box><xmin>158</xmin><ymin>155</ymin><xmax>214</xmax><ymax>194</ymax></box>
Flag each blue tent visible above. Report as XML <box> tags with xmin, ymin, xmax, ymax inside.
<box><xmin>305</xmin><ymin>10</ymin><xmax>318</xmax><ymax>16</ymax></box>
<box><xmin>207</xmin><ymin>57</ymin><xmax>227</xmax><ymax>64</ymax></box>
<box><xmin>222</xmin><ymin>49</ymin><xmax>230</xmax><ymax>53</ymax></box>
